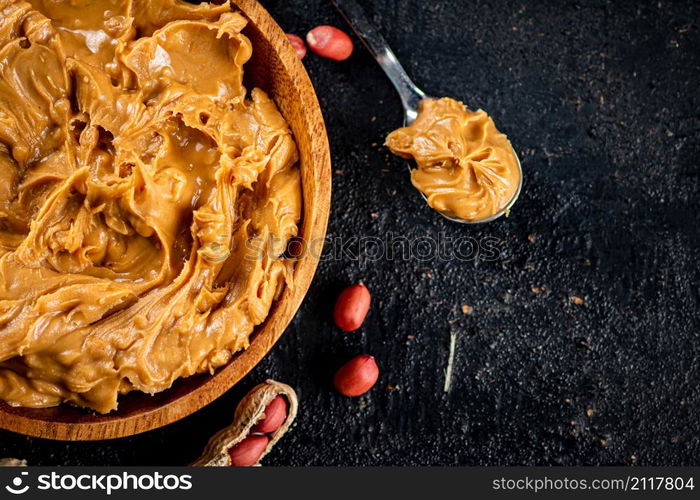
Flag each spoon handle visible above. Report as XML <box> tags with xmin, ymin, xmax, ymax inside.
<box><xmin>331</xmin><ymin>0</ymin><xmax>426</xmax><ymax>122</ymax></box>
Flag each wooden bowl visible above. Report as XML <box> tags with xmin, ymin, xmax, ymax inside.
<box><xmin>0</xmin><ymin>0</ymin><xmax>331</xmax><ymax>441</ymax></box>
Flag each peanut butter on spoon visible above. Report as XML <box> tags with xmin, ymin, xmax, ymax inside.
<box><xmin>386</xmin><ymin>98</ymin><xmax>521</xmax><ymax>222</ymax></box>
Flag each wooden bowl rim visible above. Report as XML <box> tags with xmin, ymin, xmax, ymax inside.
<box><xmin>0</xmin><ymin>0</ymin><xmax>331</xmax><ymax>441</ymax></box>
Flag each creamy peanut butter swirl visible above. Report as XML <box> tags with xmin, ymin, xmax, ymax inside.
<box><xmin>0</xmin><ymin>0</ymin><xmax>301</xmax><ymax>413</ymax></box>
<box><xmin>386</xmin><ymin>97</ymin><xmax>520</xmax><ymax>221</ymax></box>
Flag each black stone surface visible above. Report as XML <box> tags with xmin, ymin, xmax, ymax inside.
<box><xmin>1</xmin><ymin>0</ymin><xmax>698</xmax><ymax>466</ymax></box>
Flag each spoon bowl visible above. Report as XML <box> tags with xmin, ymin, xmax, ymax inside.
<box><xmin>402</xmin><ymin>93</ymin><xmax>523</xmax><ymax>224</ymax></box>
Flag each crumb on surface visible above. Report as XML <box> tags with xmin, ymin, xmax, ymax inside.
<box><xmin>570</xmin><ymin>295</ymin><xmax>585</xmax><ymax>305</ymax></box>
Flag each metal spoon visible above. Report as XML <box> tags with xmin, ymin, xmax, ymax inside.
<box><xmin>331</xmin><ymin>0</ymin><xmax>523</xmax><ymax>224</ymax></box>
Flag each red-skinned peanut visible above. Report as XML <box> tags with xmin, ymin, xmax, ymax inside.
<box><xmin>306</xmin><ymin>26</ymin><xmax>354</xmax><ymax>61</ymax></box>
<box><xmin>252</xmin><ymin>395</ymin><xmax>287</xmax><ymax>434</ymax></box>
<box><xmin>333</xmin><ymin>283</ymin><xmax>371</xmax><ymax>332</ymax></box>
<box><xmin>286</xmin><ymin>33</ymin><xmax>307</xmax><ymax>60</ymax></box>
<box><xmin>334</xmin><ymin>355</ymin><xmax>379</xmax><ymax>397</ymax></box>
<box><xmin>229</xmin><ymin>435</ymin><xmax>269</xmax><ymax>467</ymax></box>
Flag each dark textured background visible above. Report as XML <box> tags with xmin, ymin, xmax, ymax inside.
<box><xmin>1</xmin><ymin>0</ymin><xmax>698</xmax><ymax>465</ymax></box>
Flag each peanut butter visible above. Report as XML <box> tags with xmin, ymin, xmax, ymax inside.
<box><xmin>0</xmin><ymin>0</ymin><xmax>301</xmax><ymax>413</ymax></box>
<box><xmin>386</xmin><ymin>97</ymin><xmax>520</xmax><ymax>221</ymax></box>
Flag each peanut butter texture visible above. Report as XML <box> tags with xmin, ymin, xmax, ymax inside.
<box><xmin>386</xmin><ymin>98</ymin><xmax>520</xmax><ymax>221</ymax></box>
<box><xmin>0</xmin><ymin>0</ymin><xmax>302</xmax><ymax>413</ymax></box>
